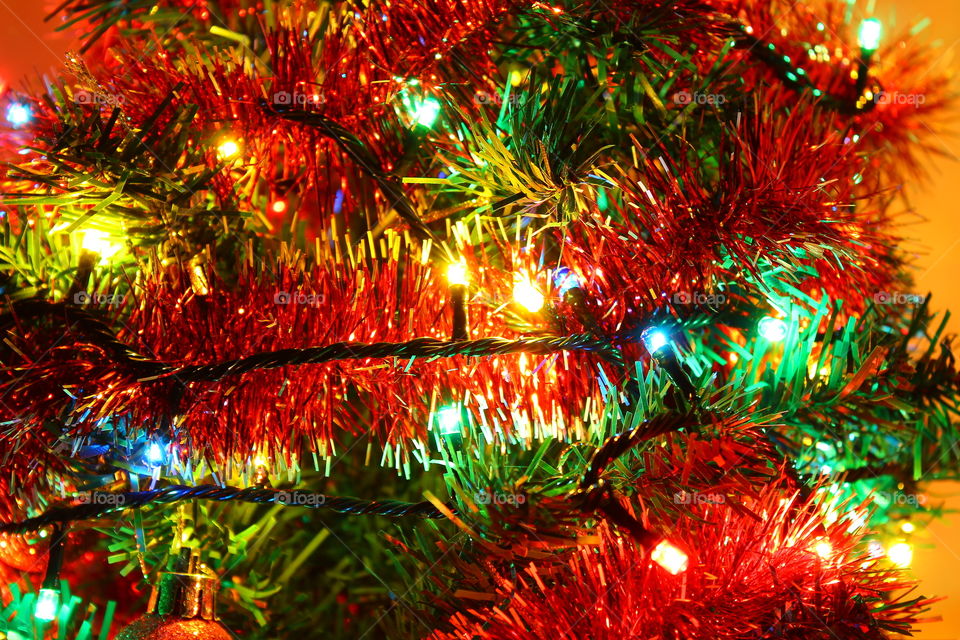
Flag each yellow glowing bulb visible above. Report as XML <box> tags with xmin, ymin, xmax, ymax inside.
<box><xmin>887</xmin><ymin>542</ymin><xmax>913</xmax><ymax>567</ymax></box>
<box><xmin>900</xmin><ymin>521</ymin><xmax>915</xmax><ymax>534</ymax></box>
<box><xmin>217</xmin><ymin>139</ymin><xmax>241</xmax><ymax>160</ymax></box>
<box><xmin>651</xmin><ymin>540</ymin><xmax>688</xmax><ymax>575</ymax></box>
<box><xmin>513</xmin><ymin>276</ymin><xmax>544</xmax><ymax>312</ymax></box>
<box><xmin>447</xmin><ymin>261</ymin><xmax>468</xmax><ymax>286</ymax></box>
<box><xmin>80</xmin><ymin>229</ymin><xmax>122</xmax><ymax>261</ymax></box>
<box><xmin>813</xmin><ymin>539</ymin><xmax>833</xmax><ymax>559</ymax></box>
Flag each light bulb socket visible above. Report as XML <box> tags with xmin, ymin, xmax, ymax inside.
<box><xmin>450</xmin><ymin>283</ymin><xmax>468</xmax><ymax>341</ymax></box>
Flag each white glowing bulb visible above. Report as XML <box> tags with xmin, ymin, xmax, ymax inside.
<box><xmin>758</xmin><ymin>316</ymin><xmax>788</xmax><ymax>342</ymax></box>
<box><xmin>34</xmin><ymin>587</ymin><xmax>59</xmax><ymax>621</ymax></box>
<box><xmin>858</xmin><ymin>18</ymin><xmax>882</xmax><ymax>52</ymax></box>
<box><xmin>887</xmin><ymin>542</ymin><xmax>913</xmax><ymax>567</ymax></box>
<box><xmin>513</xmin><ymin>276</ymin><xmax>544</xmax><ymax>312</ymax></box>
<box><xmin>900</xmin><ymin>521</ymin><xmax>915</xmax><ymax>534</ymax></box>
<box><xmin>651</xmin><ymin>540</ymin><xmax>688</xmax><ymax>575</ymax></box>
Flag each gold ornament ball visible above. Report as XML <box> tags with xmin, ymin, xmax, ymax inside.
<box><xmin>115</xmin><ymin>615</ymin><xmax>233</xmax><ymax>640</ymax></box>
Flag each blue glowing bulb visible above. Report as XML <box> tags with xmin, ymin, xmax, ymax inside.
<box><xmin>642</xmin><ymin>328</ymin><xmax>669</xmax><ymax>354</ymax></box>
<box><xmin>552</xmin><ymin>267</ymin><xmax>581</xmax><ymax>297</ymax></box>
<box><xmin>436</xmin><ymin>405</ymin><xmax>461</xmax><ymax>435</ymax></box>
<box><xmin>144</xmin><ymin>441</ymin><xmax>165</xmax><ymax>466</ymax></box>
<box><xmin>6</xmin><ymin>103</ymin><xmax>31</xmax><ymax>128</ymax></box>
<box><xmin>758</xmin><ymin>316</ymin><xmax>788</xmax><ymax>342</ymax></box>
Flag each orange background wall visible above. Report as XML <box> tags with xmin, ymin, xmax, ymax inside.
<box><xmin>1</xmin><ymin>0</ymin><xmax>958</xmax><ymax>637</ymax></box>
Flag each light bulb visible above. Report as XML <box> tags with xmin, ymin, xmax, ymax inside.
<box><xmin>858</xmin><ymin>18</ymin><xmax>882</xmax><ymax>52</ymax></box>
<box><xmin>436</xmin><ymin>405</ymin><xmax>462</xmax><ymax>435</ymax></box>
<box><xmin>900</xmin><ymin>521</ymin><xmax>915</xmax><ymax>534</ymax></box>
<box><xmin>651</xmin><ymin>540</ymin><xmax>688</xmax><ymax>575</ymax></box>
<box><xmin>217</xmin><ymin>138</ymin><xmax>241</xmax><ymax>160</ymax></box>
<box><xmin>812</xmin><ymin>539</ymin><xmax>833</xmax><ymax>559</ymax></box>
<box><xmin>413</xmin><ymin>97</ymin><xmax>441</xmax><ymax>127</ymax></box>
<box><xmin>34</xmin><ymin>587</ymin><xmax>59</xmax><ymax>621</ymax></box>
<box><xmin>271</xmin><ymin>199</ymin><xmax>287</xmax><ymax>214</ymax></box>
<box><xmin>887</xmin><ymin>541</ymin><xmax>913</xmax><ymax>567</ymax></box>
<box><xmin>144</xmin><ymin>441</ymin><xmax>165</xmax><ymax>466</ymax></box>
<box><xmin>513</xmin><ymin>276</ymin><xmax>544</xmax><ymax>312</ymax></box>
<box><xmin>758</xmin><ymin>316</ymin><xmax>788</xmax><ymax>342</ymax></box>
<box><xmin>447</xmin><ymin>261</ymin><xmax>469</xmax><ymax>286</ymax></box>
<box><xmin>80</xmin><ymin>229</ymin><xmax>122</xmax><ymax>261</ymax></box>
<box><xmin>641</xmin><ymin>327</ymin><xmax>669</xmax><ymax>354</ymax></box>
<box><xmin>552</xmin><ymin>267</ymin><xmax>581</xmax><ymax>296</ymax></box>
<box><xmin>6</xmin><ymin>103</ymin><xmax>31</xmax><ymax>128</ymax></box>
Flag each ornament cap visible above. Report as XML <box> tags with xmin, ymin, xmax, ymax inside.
<box><xmin>149</xmin><ymin>553</ymin><xmax>219</xmax><ymax>621</ymax></box>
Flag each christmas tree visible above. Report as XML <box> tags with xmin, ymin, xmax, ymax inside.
<box><xmin>0</xmin><ymin>0</ymin><xmax>956</xmax><ymax>637</ymax></box>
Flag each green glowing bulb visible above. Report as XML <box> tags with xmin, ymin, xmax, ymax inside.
<box><xmin>858</xmin><ymin>18</ymin><xmax>882</xmax><ymax>52</ymax></box>
<box><xmin>413</xmin><ymin>97</ymin><xmax>441</xmax><ymax>128</ymax></box>
<box><xmin>34</xmin><ymin>587</ymin><xmax>59</xmax><ymax>622</ymax></box>
<box><xmin>436</xmin><ymin>405</ymin><xmax>462</xmax><ymax>435</ymax></box>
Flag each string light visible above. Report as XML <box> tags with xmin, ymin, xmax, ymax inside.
<box><xmin>34</xmin><ymin>587</ymin><xmax>59</xmax><ymax>622</ymax></box>
<box><xmin>887</xmin><ymin>541</ymin><xmax>913</xmax><ymax>567</ymax></box>
<box><xmin>271</xmin><ymin>200</ymin><xmax>287</xmax><ymax>214</ymax></box>
<box><xmin>812</xmin><ymin>539</ymin><xmax>833</xmax><ymax>559</ymax></box>
<box><xmin>217</xmin><ymin>138</ymin><xmax>241</xmax><ymax>160</ymax></box>
<box><xmin>900</xmin><ymin>521</ymin><xmax>916</xmax><ymax>534</ymax></box>
<box><xmin>447</xmin><ymin>261</ymin><xmax>469</xmax><ymax>286</ymax></box>
<box><xmin>413</xmin><ymin>97</ymin><xmax>441</xmax><ymax>128</ymax></box>
<box><xmin>36</xmin><ymin>527</ymin><xmax>66</xmax><ymax>622</ymax></box>
<box><xmin>436</xmin><ymin>405</ymin><xmax>462</xmax><ymax>436</ymax></box>
<box><xmin>79</xmin><ymin>229</ymin><xmax>122</xmax><ymax>262</ymax></box>
<box><xmin>650</xmin><ymin>540</ymin><xmax>688</xmax><ymax>575</ymax></box>
<box><xmin>144</xmin><ymin>441</ymin><xmax>165</xmax><ymax>466</ymax></box>
<box><xmin>5</xmin><ymin>103</ymin><xmax>31</xmax><ymax>128</ymax></box>
<box><xmin>513</xmin><ymin>275</ymin><xmax>544</xmax><ymax>312</ymax></box>
<box><xmin>641</xmin><ymin>327</ymin><xmax>669</xmax><ymax>354</ymax></box>
<box><xmin>858</xmin><ymin>18</ymin><xmax>882</xmax><ymax>53</ymax></box>
<box><xmin>758</xmin><ymin>316</ymin><xmax>788</xmax><ymax>342</ymax></box>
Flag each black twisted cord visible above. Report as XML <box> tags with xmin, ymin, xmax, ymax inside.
<box><xmin>572</xmin><ymin>414</ymin><xmax>694</xmax><ymax>546</ymax></box>
<box><xmin>0</xmin><ymin>485</ymin><xmax>450</xmax><ymax>535</ymax></box>
<box><xmin>2</xmin><ymin>300</ymin><xmax>161</xmax><ymax>375</ymax></box>
<box><xmin>142</xmin><ymin>334</ymin><xmax>623</xmax><ymax>383</ymax></box>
